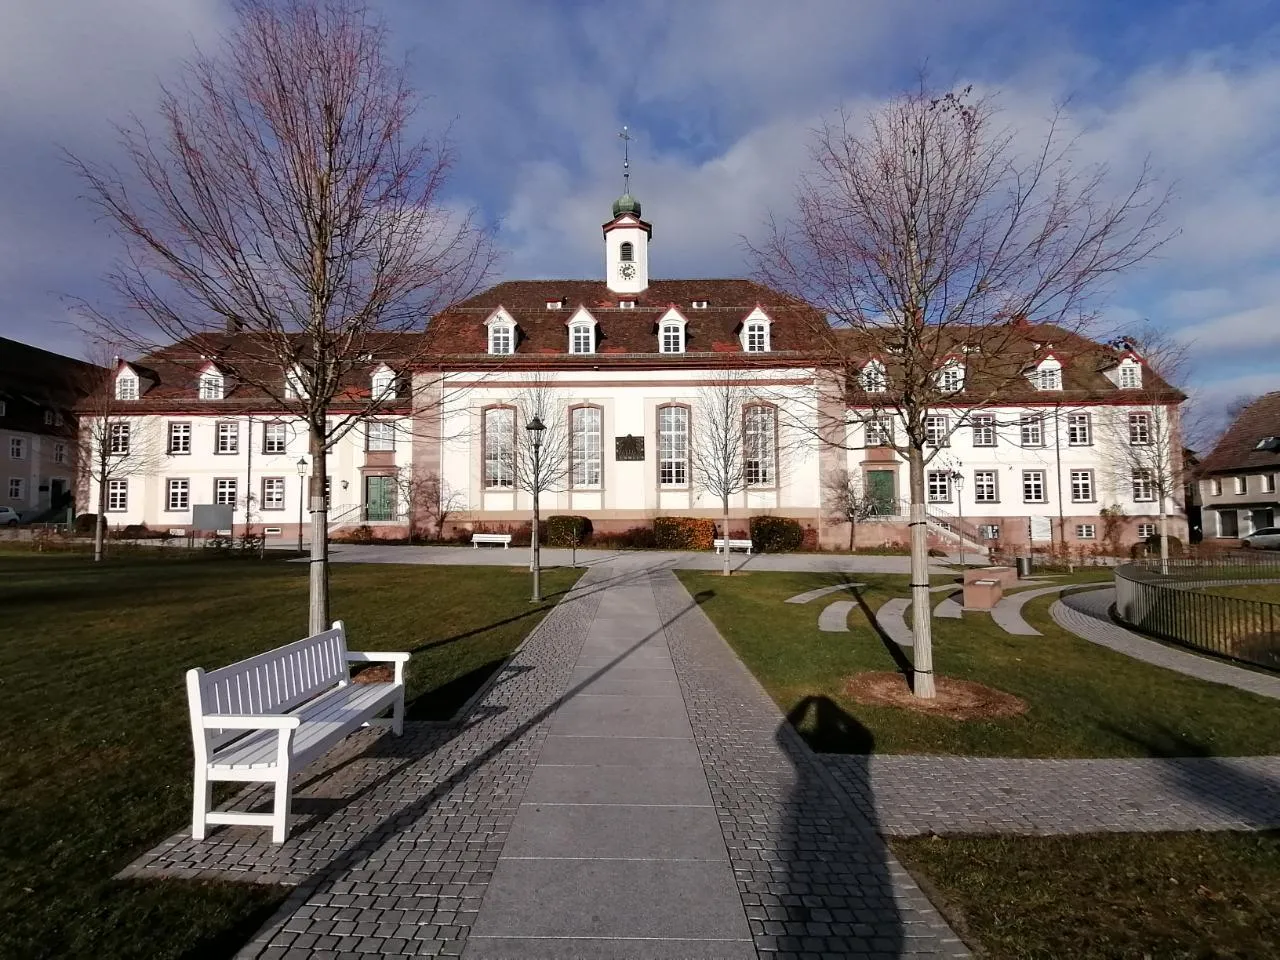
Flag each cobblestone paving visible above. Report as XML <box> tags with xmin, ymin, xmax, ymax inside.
<box><xmin>1053</xmin><ymin>588</ymin><xmax>1280</xmax><ymax>700</ymax></box>
<box><xmin>823</xmin><ymin>754</ymin><xmax>1280</xmax><ymax>836</ymax></box>
<box><xmin>653</xmin><ymin>569</ymin><xmax>970</xmax><ymax>959</ymax></box>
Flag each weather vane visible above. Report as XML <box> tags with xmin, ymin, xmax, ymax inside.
<box><xmin>619</xmin><ymin>125</ymin><xmax>631</xmax><ymax>194</ymax></box>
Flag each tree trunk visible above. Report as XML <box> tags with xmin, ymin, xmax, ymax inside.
<box><xmin>308</xmin><ymin>426</ymin><xmax>330</xmax><ymax>635</ymax></box>
<box><xmin>722</xmin><ymin>500</ymin><xmax>732</xmax><ymax>576</ymax></box>
<box><xmin>848</xmin><ymin>519</ymin><xmax>855</xmax><ymax>553</ymax></box>
<box><xmin>94</xmin><ymin>466</ymin><xmax>106</xmax><ymax>563</ymax></box>
<box><xmin>1159</xmin><ymin>501</ymin><xmax>1170</xmax><ymax>575</ymax></box>
<box><xmin>907</xmin><ymin>445</ymin><xmax>936</xmax><ymax>698</ymax></box>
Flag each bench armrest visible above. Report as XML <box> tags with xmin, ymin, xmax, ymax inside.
<box><xmin>202</xmin><ymin>714</ymin><xmax>301</xmax><ymax>730</ymax></box>
<box><xmin>347</xmin><ymin>651</ymin><xmax>411</xmax><ymax>684</ymax></box>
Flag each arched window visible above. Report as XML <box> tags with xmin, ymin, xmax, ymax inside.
<box><xmin>744</xmin><ymin>321</ymin><xmax>769</xmax><ymax>352</ymax></box>
<box><xmin>657</xmin><ymin>405</ymin><xmax>689</xmax><ymax>487</ymax></box>
<box><xmin>661</xmin><ymin>322</ymin><xmax>683</xmax><ymax>353</ymax></box>
<box><xmin>744</xmin><ymin>404</ymin><xmax>776</xmax><ymax>486</ymax></box>
<box><xmin>482</xmin><ymin>407</ymin><xmax>515</xmax><ymax>489</ymax></box>
<box><xmin>489</xmin><ymin>323</ymin><xmax>514</xmax><ymax>355</ymax></box>
<box><xmin>619</xmin><ymin>241</ymin><xmax>634</xmax><ymax>262</ymax></box>
<box><xmin>570</xmin><ymin>322</ymin><xmax>594</xmax><ymax>354</ymax></box>
<box><xmin>570</xmin><ymin>406</ymin><xmax>602</xmax><ymax>488</ymax></box>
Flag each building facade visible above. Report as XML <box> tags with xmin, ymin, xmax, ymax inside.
<box><xmin>1196</xmin><ymin>392</ymin><xmax>1280</xmax><ymax>540</ymax></box>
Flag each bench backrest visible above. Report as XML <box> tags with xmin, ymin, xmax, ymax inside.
<box><xmin>187</xmin><ymin>620</ymin><xmax>351</xmax><ymax>751</ymax></box>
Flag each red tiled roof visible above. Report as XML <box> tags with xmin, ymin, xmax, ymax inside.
<box><xmin>1198</xmin><ymin>391</ymin><xmax>1280</xmax><ymax>475</ymax></box>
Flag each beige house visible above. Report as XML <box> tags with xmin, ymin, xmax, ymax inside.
<box><xmin>1196</xmin><ymin>391</ymin><xmax>1280</xmax><ymax>540</ymax></box>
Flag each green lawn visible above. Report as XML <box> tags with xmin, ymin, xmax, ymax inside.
<box><xmin>677</xmin><ymin>569</ymin><xmax>1280</xmax><ymax>757</ymax></box>
<box><xmin>0</xmin><ymin>551</ymin><xmax>581</xmax><ymax>960</ymax></box>
<box><xmin>892</xmin><ymin>831</ymin><xmax>1280</xmax><ymax>960</ymax></box>
<box><xmin>1196</xmin><ymin>582</ymin><xmax>1280</xmax><ymax>604</ymax></box>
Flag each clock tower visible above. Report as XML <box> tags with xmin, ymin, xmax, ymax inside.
<box><xmin>604</xmin><ymin>125</ymin><xmax>651</xmax><ymax>295</ymax></box>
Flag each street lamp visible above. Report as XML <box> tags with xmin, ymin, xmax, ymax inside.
<box><xmin>526</xmin><ymin>415</ymin><xmax>545</xmax><ymax>602</ymax></box>
<box><xmin>296</xmin><ymin>458</ymin><xmax>307</xmax><ymax>556</ymax></box>
<box><xmin>949</xmin><ymin>470</ymin><xmax>966</xmax><ymax>568</ymax></box>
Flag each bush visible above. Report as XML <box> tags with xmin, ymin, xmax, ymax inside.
<box><xmin>546</xmin><ymin>515</ymin><xmax>593</xmax><ymax>547</ymax></box>
<box><xmin>333</xmin><ymin>524</ymin><xmax>376</xmax><ymax>544</ymax></box>
<box><xmin>1147</xmin><ymin>533</ymin><xmax>1184</xmax><ymax>557</ymax></box>
<box><xmin>749</xmin><ymin>515</ymin><xmax>804</xmax><ymax>553</ymax></box>
<box><xmin>654</xmin><ymin>516</ymin><xmax>716</xmax><ymax>550</ymax></box>
<box><xmin>590</xmin><ymin>526</ymin><xmax>656</xmax><ymax>549</ymax></box>
<box><xmin>73</xmin><ymin>513</ymin><xmax>98</xmax><ymax>536</ymax></box>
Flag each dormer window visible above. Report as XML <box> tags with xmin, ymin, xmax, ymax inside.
<box><xmin>741</xmin><ymin>309</ymin><xmax>772</xmax><ymax>353</ymax></box>
<box><xmin>284</xmin><ymin>366</ymin><xmax>307</xmax><ymax>400</ymax></box>
<box><xmin>115</xmin><ymin>372</ymin><xmax>139</xmax><ymax>401</ymax></box>
<box><xmin>936</xmin><ymin>360</ymin><xmax>965</xmax><ymax>393</ymax></box>
<box><xmin>1031</xmin><ymin>358</ymin><xmax>1062</xmax><ymax>391</ymax></box>
<box><xmin>1119</xmin><ymin>362</ymin><xmax>1141</xmax><ymax>388</ymax></box>
<box><xmin>371</xmin><ymin>367</ymin><xmax>396</xmax><ymax>400</ymax></box>
<box><xmin>546</xmin><ymin>300</ymin><xmax>563</xmax><ymax>310</ymax></box>
<box><xmin>619</xmin><ymin>300</ymin><xmax>636</xmax><ymax>309</ymax></box>
<box><xmin>691</xmin><ymin>300</ymin><xmax>708</xmax><ymax>310</ymax></box>
<box><xmin>860</xmin><ymin>360</ymin><xmax>887</xmax><ymax>393</ymax></box>
<box><xmin>198</xmin><ymin>370</ymin><xmax>225</xmax><ymax>400</ymax></box>
<box><xmin>570</xmin><ymin>322</ymin><xmax>595</xmax><ymax>354</ymax></box>
<box><xmin>489</xmin><ymin>324</ymin><xmax>514</xmax><ymax>355</ymax></box>
<box><xmin>619</xmin><ymin>241</ymin><xmax>634</xmax><ymax>262</ymax></box>
<box><xmin>661</xmin><ymin>323</ymin><xmax>683</xmax><ymax>354</ymax></box>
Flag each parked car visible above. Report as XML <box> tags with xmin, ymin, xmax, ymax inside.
<box><xmin>0</xmin><ymin>506</ymin><xmax>20</xmax><ymax>527</ymax></box>
<box><xmin>1242</xmin><ymin>527</ymin><xmax>1280</xmax><ymax>549</ymax></box>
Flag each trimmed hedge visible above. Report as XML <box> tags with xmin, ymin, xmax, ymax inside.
<box><xmin>654</xmin><ymin>516</ymin><xmax>716</xmax><ymax>550</ymax></box>
<box><xmin>73</xmin><ymin>513</ymin><xmax>98</xmax><ymax>535</ymax></box>
<box><xmin>749</xmin><ymin>515</ymin><xmax>804</xmax><ymax>553</ymax></box>
<box><xmin>546</xmin><ymin>515</ymin><xmax>593</xmax><ymax>547</ymax></box>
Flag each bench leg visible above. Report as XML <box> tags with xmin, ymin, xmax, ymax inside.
<box><xmin>271</xmin><ymin>773</ymin><xmax>292</xmax><ymax>844</ymax></box>
<box><xmin>392</xmin><ymin>691</ymin><xmax>405</xmax><ymax>736</ymax></box>
<box><xmin>191</xmin><ymin>767</ymin><xmax>211</xmax><ymax>841</ymax></box>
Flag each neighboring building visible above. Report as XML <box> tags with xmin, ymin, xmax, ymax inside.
<box><xmin>0</xmin><ymin>337</ymin><xmax>103</xmax><ymax>520</ymax></box>
<box><xmin>1195</xmin><ymin>391</ymin><xmax>1280</xmax><ymax>541</ymax></box>
<box><xmin>79</xmin><ymin>189</ymin><xmax>1187</xmax><ymax>552</ymax></box>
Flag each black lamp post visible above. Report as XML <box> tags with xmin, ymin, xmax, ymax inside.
<box><xmin>950</xmin><ymin>469</ymin><xmax>966</xmax><ymax>568</ymax></box>
<box><xmin>526</xmin><ymin>415</ymin><xmax>545</xmax><ymax>602</ymax></box>
<box><xmin>296</xmin><ymin>457</ymin><xmax>307</xmax><ymax>556</ymax></box>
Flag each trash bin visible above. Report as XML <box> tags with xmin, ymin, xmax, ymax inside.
<box><xmin>1015</xmin><ymin>556</ymin><xmax>1033</xmax><ymax>578</ymax></box>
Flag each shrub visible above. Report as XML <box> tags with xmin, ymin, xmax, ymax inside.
<box><xmin>749</xmin><ymin>515</ymin><xmax>804</xmax><ymax>553</ymax></box>
<box><xmin>590</xmin><ymin>525</ymin><xmax>656</xmax><ymax>549</ymax></box>
<box><xmin>546</xmin><ymin>515</ymin><xmax>593</xmax><ymax>547</ymax></box>
<box><xmin>653</xmin><ymin>516</ymin><xmax>716</xmax><ymax>550</ymax></box>
<box><xmin>1146</xmin><ymin>532</ymin><xmax>1184</xmax><ymax>557</ymax></box>
<box><xmin>333</xmin><ymin>524</ymin><xmax>375</xmax><ymax>544</ymax></box>
<box><xmin>73</xmin><ymin>513</ymin><xmax>98</xmax><ymax>536</ymax></box>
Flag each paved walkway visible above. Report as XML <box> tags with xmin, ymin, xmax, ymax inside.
<box><xmin>1052</xmin><ymin>589</ymin><xmax>1280</xmax><ymax>700</ymax></box>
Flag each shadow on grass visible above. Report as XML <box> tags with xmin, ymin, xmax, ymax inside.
<box><xmin>852</xmin><ymin>586</ymin><xmax>917</xmax><ymax>686</ymax></box>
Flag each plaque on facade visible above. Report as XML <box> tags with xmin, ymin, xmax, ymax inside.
<box><xmin>615</xmin><ymin>435</ymin><xmax>645</xmax><ymax>461</ymax></box>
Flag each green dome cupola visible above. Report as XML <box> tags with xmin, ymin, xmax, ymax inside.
<box><xmin>612</xmin><ymin>192</ymin><xmax>642</xmax><ymax>218</ymax></box>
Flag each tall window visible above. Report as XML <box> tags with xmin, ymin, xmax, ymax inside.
<box><xmin>9</xmin><ymin>437</ymin><xmax>25</xmax><ymax>459</ymax></box>
<box><xmin>107</xmin><ymin>479</ymin><xmax>128</xmax><ymax>512</ymax></box>
<box><xmin>619</xmin><ymin>241</ymin><xmax>634</xmax><ymax>262</ymax></box>
<box><xmin>1232</xmin><ymin>476</ymin><xmax>1246</xmax><ymax>494</ymax></box>
<box><xmin>214</xmin><ymin>478</ymin><xmax>238</xmax><ymax>506</ymax></box>
<box><xmin>1019</xmin><ymin>415</ymin><xmax>1043</xmax><ymax>447</ymax></box>
<box><xmin>970</xmin><ymin>414</ymin><xmax>996</xmax><ymax>447</ymax></box>
<box><xmin>1067</xmin><ymin>413</ymin><xmax>1092</xmax><ymax>446</ymax></box>
<box><xmin>263</xmin><ymin>422</ymin><xmax>287</xmax><ymax>454</ymax></box>
<box><xmin>168</xmin><ymin>422</ymin><xmax>191</xmax><ymax>455</ymax></box>
<box><xmin>1129</xmin><ymin>413</ymin><xmax>1151</xmax><ymax>445</ymax></box>
<box><xmin>744</xmin><ymin>405</ymin><xmax>776</xmax><ymax>486</ymax></box>
<box><xmin>974</xmin><ymin>470</ymin><xmax>998</xmax><ymax>503</ymax></box>
<box><xmin>166</xmin><ymin>478</ymin><xmax>189</xmax><ymax>511</ymax></box>
<box><xmin>866</xmin><ymin>417</ymin><xmax>893</xmax><ymax>447</ymax></box>
<box><xmin>924</xmin><ymin>415</ymin><xmax>949</xmax><ymax>447</ymax></box>
<box><xmin>1036</xmin><ymin>366</ymin><xmax>1062</xmax><ymax>390</ymax></box>
<box><xmin>570</xmin><ymin>407</ymin><xmax>602</xmax><ymax>488</ymax></box>
<box><xmin>744</xmin><ymin>322</ymin><xmax>768</xmax><ymax>352</ymax></box>
<box><xmin>9</xmin><ymin>478</ymin><xmax>24</xmax><ymax>499</ymax></box>
<box><xmin>109</xmin><ymin>423</ymin><xmax>130</xmax><ymax>455</ymax></box>
<box><xmin>198</xmin><ymin>371</ymin><xmax>224</xmax><ymax>400</ymax></box>
<box><xmin>367</xmin><ymin>420</ymin><xmax>395</xmax><ymax>451</ymax></box>
<box><xmin>489</xmin><ymin>324</ymin><xmax>514</xmax><ymax>355</ymax></box>
<box><xmin>926</xmin><ymin>470</ymin><xmax>952</xmax><ymax>503</ymax></box>
<box><xmin>937</xmin><ymin>363</ymin><xmax>964</xmax><ymax>393</ymax></box>
<box><xmin>661</xmin><ymin>323</ymin><xmax>683</xmax><ymax>353</ymax></box>
<box><xmin>1131</xmin><ymin>468</ymin><xmax>1155</xmax><ymax>502</ymax></box>
<box><xmin>1023</xmin><ymin>470</ymin><xmax>1047</xmax><ymax>503</ymax></box>
<box><xmin>215</xmin><ymin>421</ymin><xmax>238</xmax><ymax>454</ymax></box>
<box><xmin>483</xmin><ymin>407</ymin><xmax>514</xmax><ymax>489</ymax></box>
<box><xmin>570</xmin><ymin>323</ymin><xmax>594</xmax><ymax>354</ymax></box>
<box><xmin>371</xmin><ymin>369</ymin><xmax>395</xmax><ymax>399</ymax></box>
<box><xmin>284</xmin><ymin>367</ymin><xmax>306</xmax><ymax>399</ymax></box>
<box><xmin>54</xmin><ymin>442</ymin><xmax>66</xmax><ymax>464</ymax></box>
<box><xmin>115</xmin><ymin>375</ymin><xmax>138</xmax><ymax>400</ymax></box>
<box><xmin>1119</xmin><ymin>363</ymin><xmax>1141</xmax><ymax>388</ymax></box>
<box><xmin>1070</xmin><ymin>469</ymin><xmax>1095</xmax><ymax>502</ymax></box>
<box><xmin>1264</xmin><ymin>475</ymin><xmax>1277</xmax><ymax>494</ymax></box>
<box><xmin>658</xmin><ymin>405</ymin><xmax>689</xmax><ymax>486</ymax></box>
<box><xmin>860</xmin><ymin>361</ymin><xmax>887</xmax><ymax>393</ymax></box>
<box><xmin>261</xmin><ymin>477</ymin><xmax>285</xmax><ymax>510</ymax></box>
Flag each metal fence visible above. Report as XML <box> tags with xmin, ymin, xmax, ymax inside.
<box><xmin>1114</xmin><ymin>560</ymin><xmax>1280</xmax><ymax>670</ymax></box>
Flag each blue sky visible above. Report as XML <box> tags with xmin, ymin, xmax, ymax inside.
<box><xmin>2</xmin><ymin>0</ymin><xmax>1278</xmax><ymax>422</ymax></box>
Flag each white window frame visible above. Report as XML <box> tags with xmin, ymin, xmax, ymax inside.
<box><xmin>1076</xmin><ymin>524</ymin><xmax>1096</xmax><ymax>540</ymax></box>
<box><xmin>10</xmin><ymin>436</ymin><xmax>26</xmax><ymax>460</ymax></box>
<box><xmin>371</xmin><ymin>368</ymin><xmax>396</xmax><ymax>400</ymax></box>
<box><xmin>108</xmin><ymin>424</ymin><xmax>129</xmax><ymax>456</ymax></box>
<box><xmin>215</xmin><ymin>421</ymin><xmax>239</xmax><ymax>455</ymax></box>
<box><xmin>166</xmin><ymin>478</ymin><xmax>189</xmax><ymax>511</ymax></box>
<box><xmin>1132</xmin><ymin>468</ymin><xmax>1155</xmax><ymax>502</ymax></box>
<box><xmin>366</xmin><ymin>420</ymin><xmax>395</xmax><ymax>452</ymax></box>
<box><xmin>1070</xmin><ymin>469</ymin><xmax>1095</xmax><ymax>503</ymax></box>
<box><xmin>1119</xmin><ymin>362</ymin><xmax>1142</xmax><ymax>388</ymax></box>
<box><xmin>261</xmin><ymin>476</ymin><xmax>286</xmax><ymax>511</ymax></box>
<box><xmin>660</xmin><ymin>322</ymin><xmax>684</xmax><ymax>354</ymax></box>
<box><xmin>1210</xmin><ymin>478</ymin><xmax>1223</xmax><ymax>496</ymax></box>
<box><xmin>1233</xmin><ymin>475</ymin><xmax>1246</xmax><ymax>495</ymax></box>
<box><xmin>569</xmin><ymin>323</ymin><xmax>595</xmax><ymax>355</ymax></box>
<box><xmin>284</xmin><ymin>366</ymin><xmax>307</xmax><ymax>399</ymax></box>
<box><xmin>115</xmin><ymin>374</ymin><xmax>138</xmax><ymax>401</ymax></box>
<box><xmin>1023</xmin><ymin>470</ymin><xmax>1047</xmax><ymax>503</ymax></box>
<box><xmin>489</xmin><ymin>323</ymin><xmax>514</xmax><ymax>355</ymax></box>
<box><xmin>978</xmin><ymin>523</ymin><xmax>1001</xmax><ymax>540</ymax></box>
<box><xmin>1067</xmin><ymin>413</ymin><xmax>1092</xmax><ymax>446</ymax></box>
<box><xmin>1020</xmin><ymin>415</ymin><xmax>1044</xmax><ymax>447</ymax></box>
<box><xmin>570</xmin><ymin>406</ymin><xmax>602</xmax><ymax>488</ymax></box>
<box><xmin>970</xmin><ymin>414</ymin><xmax>996</xmax><ymax>447</ymax></box>
<box><xmin>936</xmin><ymin>362</ymin><xmax>965</xmax><ymax>393</ymax></box>
<box><xmin>1137</xmin><ymin>522</ymin><xmax>1156</xmax><ymax>539</ymax></box>
<box><xmin>8</xmin><ymin>477</ymin><xmax>24</xmax><ymax>500</ymax></box>
<box><xmin>973</xmin><ymin>470</ymin><xmax>998</xmax><ymax>503</ymax></box>
<box><xmin>741</xmin><ymin>309</ymin><xmax>772</xmax><ymax>353</ymax></box>
<box><xmin>214</xmin><ymin>478</ymin><xmax>238</xmax><ymax>506</ymax></box>
<box><xmin>1129</xmin><ymin>413</ymin><xmax>1151</xmax><ymax>445</ymax></box>
<box><xmin>198</xmin><ymin>371</ymin><xmax>224</xmax><ymax>400</ymax></box>
<box><xmin>926</xmin><ymin>470</ymin><xmax>952</xmax><ymax>503</ymax></box>
<box><xmin>107</xmin><ymin>479</ymin><xmax>128</xmax><ymax>512</ymax></box>
<box><xmin>483</xmin><ymin>407</ymin><xmax>515</xmax><ymax>489</ymax></box>
<box><xmin>168</xmin><ymin>422</ymin><xmax>191</xmax><ymax>455</ymax></box>
<box><xmin>860</xmin><ymin>361</ymin><xmax>887</xmax><ymax>393</ymax></box>
<box><xmin>744</xmin><ymin>404</ymin><xmax>776</xmax><ymax>487</ymax></box>
<box><xmin>865</xmin><ymin>417</ymin><xmax>894</xmax><ymax>448</ymax></box>
<box><xmin>1264</xmin><ymin>474</ymin><xmax>1276</xmax><ymax>494</ymax></box>
<box><xmin>263</xmin><ymin>422</ymin><xmax>288</xmax><ymax>455</ymax></box>
<box><xmin>658</xmin><ymin>405</ymin><xmax>689</xmax><ymax>487</ymax></box>
<box><xmin>924</xmin><ymin>415</ymin><xmax>949</xmax><ymax>448</ymax></box>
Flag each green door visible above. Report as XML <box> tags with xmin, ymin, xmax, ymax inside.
<box><xmin>867</xmin><ymin>470</ymin><xmax>895</xmax><ymax>516</ymax></box>
<box><xmin>364</xmin><ymin>476</ymin><xmax>395</xmax><ymax>522</ymax></box>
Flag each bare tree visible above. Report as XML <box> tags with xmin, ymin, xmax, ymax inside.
<box><xmin>68</xmin><ymin>0</ymin><xmax>495</xmax><ymax>631</ymax></box>
<box><xmin>752</xmin><ymin>83</ymin><xmax>1168</xmax><ymax>697</ymax></box>
<box><xmin>825</xmin><ymin>468</ymin><xmax>881</xmax><ymax>552</ymax></box>
<box><xmin>503</xmin><ymin>374</ymin><xmax>569</xmax><ymax>597</ymax></box>
<box><xmin>397</xmin><ymin>469</ymin><xmax>464</xmax><ymax>542</ymax></box>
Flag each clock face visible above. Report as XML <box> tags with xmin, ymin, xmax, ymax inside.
<box><xmin>618</xmin><ymin>262</ymin><xmax>637</xmax><ymax>280</ymax></box>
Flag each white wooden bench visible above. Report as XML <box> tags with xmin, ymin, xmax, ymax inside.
<box><xmin>714</xmin><ymin>538</ymin><xmax>753</xmax><ymax>554</ymax></box>
<box><xmin>186</xmin><ymin>620</ymin><xmax>410</xmax><ymax>843</ymax></box>
<box><xmin>472</xmin><ymin>533</ymin><xmax>512</xmax><ymax>549</ymax></box>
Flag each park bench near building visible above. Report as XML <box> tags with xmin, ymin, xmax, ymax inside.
<box><xmin>472</xmin><ymin>533</ymin><xmax>512</xmax><ymax>549</ymax></box>
<box><xmin>714</xmin><ymin>537</ymin><xmax>754</xmax><ymax>555</ymax></box>
<box><xmin>186</xmin><ymin>621</ymin><xmax>410</xmax><ymax>843</ymax></box>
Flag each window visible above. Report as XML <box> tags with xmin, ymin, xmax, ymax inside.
<box><xmin>661</xmin><ymin>323</ymin><xmax>684</xmax><ymax>353</ymax></box>
<box><xmin>619</xmin><ymin>241</ymin><xmax>634</xmax><ymax>262</ymax></box>
<box><xmin>284</xmin><ymin>367</ymin><xmax>306</xmax><ymax>399</ymax></box>
<box><xmin>924</xmin><ymin>415</ymin><xmax>949</xmax><ymax>447</ymax></box>
<box><xmin>744</xmin><ymin>321</ymin><xmax>769</xmax><ymax>353</ymax></box>
<box><xmin>866</xmin><ymin>417</ymin><xmax>893</xmax><ymax>447</ymax></box>
<box><xmin>107</xmin><ymin>479</ymin><xmax>128</xmax><ymax>512</ymax></box>
<box><xmin>8</xmin><ymin>478</ymin><xmax>23</xmax><ymax>500</ymax></box>
<box><xmin>263</xmin><ymin>422</ymin><xmax>287</xmax><ymax>454</ymax></box>
<box><xmin>1210</xmin><ymin>478</ymin><xmax>1223</xmax><ymax>496</ymax></box>
<box><xmin>1217</xmin><ymin>512</ymin><xmax>1239</xmax><ymax>538</ymax></box>
<box><xmin>1264</xmin><ymin>475</ymin><xmax>1276</xmax><ymax>494</ymax></box>
<box><xmin>168</xmin><ymin>422</ymin><xmax>191</xmax><ymax>455</ymax></box>
<box><xmin>214</xmin><ymin>478</ymin><xmax>238</xmax><ymax>506</ymax></box>
<box><xmin>371</xmin><ymin>369</ymin><xmax>396</xmax><ymax>399</ymax></box>
<box><xmin>261</xmin><ymin>477</ymin><xmax>285</xmax><ymax>510</ymax></box>
<box><xmin>570</xmin><ymin>323</ymin><xmax>594</xmax><ymax>354</ymax></box>
<box><xmin>1037</xmin><ymin>366</ymin><xmax>1063</xmax><ymax>390</ymax></box>
<box><xmin>43</xmin><ymin>410</ymin><xmax>54</xmax><ymax>425</ymax></box>
<box><xmin>744</xmin><ymin>405</ymin><xmax>776</xmax><ymax>486</ymax></box>
<box><xmin>489</xmin><ymin>324</ymin><xmax>514</xmax><ymax>355</ymax></box>
<box><xmin>970</xmin><ymin>414</ymin><xmax>996</xmax><ymax>447</ymax></box>
<box><xmin>619</xmin><ymin>300</ymin><xmax>636</xmax><ymax>309</ymax></box>
<box><xmin>1076</xmin><ymin>524</ymin><xmax>1096</xmax><ymax>539</ymax></box>
<box><xmin>570</xmin><ymin>406</ymin><xmax>602</xmax><ymax>488</ymax></box>
<box><xmin>937</xmin><ymin>363</ymin><xmax>964</xmax><ymax>393</ymax></box>
<box><xmin>483</xmin><ymin>407</ymin><xmax>514</xmax><ymax>489</ymax></box>
<box><xmin>973</xmin><ymin>470</ymin><xmax>998</xmax><ymax>503</ymax></box>
<box><xmin>1138</xmin><ymin>522</ymin><xmax>1156</xmax><ymax>538</ymax></box>
<box><xmin>658</xmin><ymin>405</ymin><xmax>689</xmax><ymax>486</ymax></box>
<box><xmin>215</xmin><ymin>421</ymin><xmax>238</xmax><ymax>454</ymax></box>
<box><xmin>54</xmin><ymin>442</ymin><xmax>65</xmax><ymax>464</ymax></box>
<box><xmin>165</xmin><ymin>478</ymin><xmax>189</xmax><ymax>511</ymax></box>
<box><xmin>1070</xmin><ymin>469</ymin><xmax>1095</xmax><ymax>503</ymax></box>
<box><xmin>1119</xmin><ymin>363</ymin><xmax>1141</xmax><ymax>388</ymax></box>
<box><xmin>115</xmin><ymin>375</ymin><xmax>138</xmax><ymax>400</ymax></box>
<box><xmin>546</xmin><ymin>300</ymin><xmax>563</xmax><ymax>310</ymax></box>
<box><xmin>108</xmin><ymin>424</ymin><xmax>129</xmax><ymax>456</ymax></box>
<box><xmin>366</xmin><ymin>420</ymin><xmax>395</xmax><ymax>452</ymax></box>
<box><xmin>1023</xmin><ymin>470</ymin><xmax>1047</xmax><ymax>503</ymax></box>
<box><xmin>1132</xmin><ymin>468</ymin><xmax>1155</xmax><ymax>502</ymax></box>
<box><xmin>978</xmin><ymin>524</ymin><xmax>1001</xmax><ymax>540</ymax></box>
<box><xmin>1129</xmin><ymin>413</ymin><xmax>1151</xmax><ymax>445</ymax></box>
<box><xmin>1229</xmin><ymin>475</ymin><xmax>1246</xmax><ymax>495</ymax></box>
<box><xmin>10</xmin><ymin>437</ymin><xmax>26</xmax><ymax>460</ymax></box>
<box><xmin>1020</xmin><ymin>415</ymin><xmax>1043</xmax><ymax>447</ymax></box>
<box><xmin>691</xmin><ymin>300</ymin><xmax>708</xmax><ymax>309</ymax></box>
<box><xmin>198</xmin><ymin>371</ymin><xmax>224</xmax><ymax>400</ymax></box>
<box><xmin>926</xmin><ymin>470</ymin><xmax>952</xmax><ymax>503</ymax></box>
<box><xmin>1067</xmin><ymin>413</ymin><xmax>1092</xmax><ymax>446</ymax></box>
<box><xmin>860</xmin><ymin>361</ymin><xmax>887</xmax><ymax>393</ymax></box>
